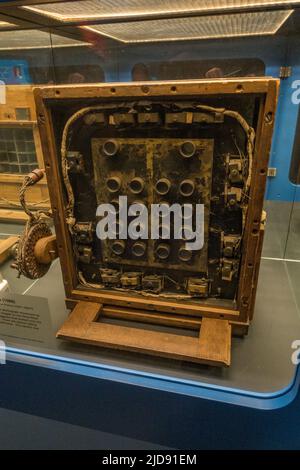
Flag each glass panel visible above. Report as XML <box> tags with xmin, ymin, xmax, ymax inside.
<box><xmin>0</xmin><ymin>127</ymin><xmax>37</xmax><ymax>174</ymax></box>
<box><xmin>50</xmin><ymin>29</ymin><xmax>114</xmax><ymax>84</ymax></box>
<box><xmin>84</xmin><ymin>11</ymin><xmax>293</xmax><ymax>43</ymax></box>
<box><xmin>0</xmin><ymin>29</ymin><xmax>54</xmax><ymax>85</ymax></box>
<box><xmin>131</xmin><ymin>58</ymin><xmax>265</xmax><ymax>80</ymax></box>
<box><xmin>285</xmin><ymin>187</ymin><xmax>300</xmax><ymax>260</ymax></box>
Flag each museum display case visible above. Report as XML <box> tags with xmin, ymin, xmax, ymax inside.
<box><xmin>0</xmin><ymin>3</ymin><xmax>299</xmax><ymax>437</ymax></box>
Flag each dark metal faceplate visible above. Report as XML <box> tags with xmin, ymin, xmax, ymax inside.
<box><xmin>92</xmin><ymin>138</ymin><xmax>213</xmax><ymax>273</ymax></box>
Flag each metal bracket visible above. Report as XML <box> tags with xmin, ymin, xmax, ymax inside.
<box><xmin>279</xmin><ymin>66</ymin><xmax>292</xmax><ymax>79</ymax></box>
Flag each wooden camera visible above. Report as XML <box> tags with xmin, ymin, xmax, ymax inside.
<box><xmin>16</xmin><ymin>79</ymin><xmax>279</xmax><ymax>367</ymax></box>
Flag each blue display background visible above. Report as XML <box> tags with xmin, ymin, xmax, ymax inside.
<box><xmin>0</xmin><ymin>59</ymin><xmax>30</xmax><ymax>84</ymax></box>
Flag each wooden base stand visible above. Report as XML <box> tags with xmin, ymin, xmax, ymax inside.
<box><xmin>57</xmin><ymin>301</ymin><xmax>232</xmax><ymax>367</ymax></box>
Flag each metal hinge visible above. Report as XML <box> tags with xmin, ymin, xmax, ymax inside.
<box><xmin>268</xmin><ymin>167</ymin><xmax>277</xmax><ymax>177</ymax></box>
<box><xmin>279</xmin><ymin>66</ymin><xmax>292</xmax><ymax>79</ymax></box>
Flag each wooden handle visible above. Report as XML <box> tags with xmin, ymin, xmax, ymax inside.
<box><xmin>34</xmin><ymin>234</ymin><xmax>58</xmax><ymax>264</ymax></box>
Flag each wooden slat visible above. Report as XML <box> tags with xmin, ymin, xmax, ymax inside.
<box><xmin>57</xmin><ymin>301</ymin><xmax>101</xmax><ymax>338</ymax></box>
<box><xmin>199</xmin><ymin>318</ymin><xmax>231</xmax><ymax>367</ymax></box>
<box><xmin>0</xmin><ymin>181</ymin><xmax>47</xmax><ymax>204</ymax></box>
<box><xmin>103</xmin><ymin>306</ymin><xmax>201</xmax><ymax>330</ymax></box>
<box><xmin>59</xmin><ymin>319</ymin><xmax>211</xmax><ymax>365</ymax></box>
<box><xmin>0</xmin><ymin>209</ymin><xmax>28</xmax><ymax>223</ymax></box>
<box><xmin>0</xmin><ymin>236</ymin><xmax>19</xmax><ymax>264</ymax></box>
<box><xmin>0</xmin><ymin>174</ymin><xmax>47</xmax><ymax>183</ymax></box>
<box><xmin>0</xmin><ymin>209</ymin><xmax>51</xmax><ymax>223</ymax></box>
<box><xmin>36</xmin><ymin>79</ymin><xmax>272</xmax><ymax>102</ymax></box>
<box><xmin>72</xmin><ymin>288</ymin><xmax>239</xmax><ymax>320</ymax></box>
<box><xmin>88</xmin><ymin>322</ymin><xmax>202</xmax><ymax>363</ymax></box>
<box><xmin>237</xmin><ymin>79</ymin><xmax>279</xmax><ymax>323</ymax></box>
<box><xmin>249</xmin><ymin>214</ymin><xmax>266</xmax><ymax>321</ymax></box>
<box><xmin>0</xmin><ymin>85</ymin><xmax>37</xmax><ymax>121</ymax></box>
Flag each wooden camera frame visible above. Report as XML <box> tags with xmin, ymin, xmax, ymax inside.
<box><xmin>34</xmin><ymin>78</ymin><xmax>279</xmax><ymax>367</ymax></box>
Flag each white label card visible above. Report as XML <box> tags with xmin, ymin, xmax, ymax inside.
<box><xmin>0</xmin><ymin>293</ymin><xmax>53</xmax><ymax>347</ymax></box>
